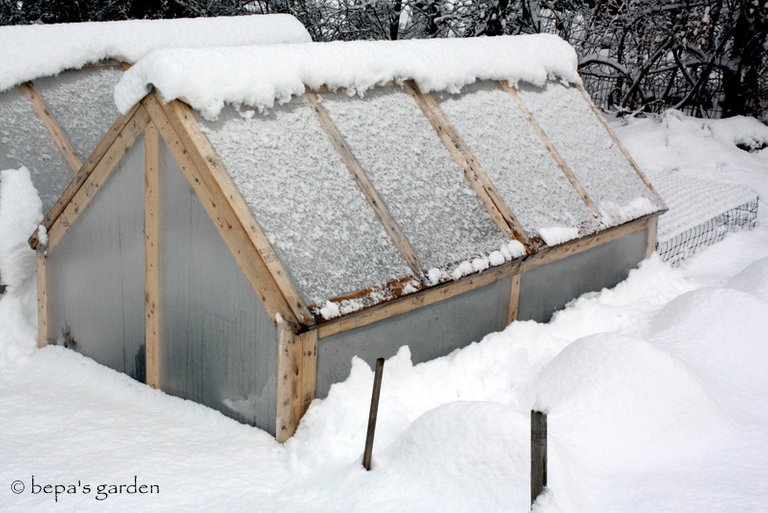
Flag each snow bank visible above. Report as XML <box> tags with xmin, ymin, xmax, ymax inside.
<box><xmin>115</xmin><ymin>34</ymin><xmax>581</xmax><ymax>119</ymax></box>
<box><xmin>0</xmin><ymin>14</ymin><xmax>311</xmax><ymax>92</ymax></box>
<box><xmin>0</xmin><ymin>167</ymin><xmax>42</xmax><ymax>365</ymax></box>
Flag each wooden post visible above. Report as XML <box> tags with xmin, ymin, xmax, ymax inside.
<box><xmin>36</xmin><ymin>252</ymin><xmax>48</xmax><ymax>348</ymax></box>
<box><xmin>363</xmin><ymin>357</ymin><xmax>385</xmax><ymax>471</ymax></box>
<box><xmin>275</xmin><ymin>318</ymin><xmax>318</xmax><ymax>442</ymax></box>
<box><xmin>507</xmin><ymin>273</ymin><xmax>521</xmax><ymax>326</ymax></box>
<box><xmin>531</xmin><ymin>410</ymin><xmax>548</xmax><ymax>505</ymax></box>
<box><xmin>645</xmin><ymin>215</ymin><xmax>658</xmax><ymax>258</ymax></box>
<box><xmin>144</xmin><ymin>122</ymin><xmax>161</xmax><ymax>388</ymax></box>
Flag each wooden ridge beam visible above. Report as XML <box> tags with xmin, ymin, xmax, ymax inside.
<box><xmin>404</xmin><ymin>81</ymin><xmax>531</xmax><ymax>249</ymax></box>
<box><xmin>500</xmin><ymin>81</ymin><xmax>601</xmax><ymax>217</ymax></box>
<box><xmin>305</xmin><ymin>91</ymin><xmax>425</xmax><ymax>276</ymax></box>
<box><xmin>43</xmin><ymin>106</ymin><xmax>150</xmax><ymax>253</ymax></box>
<box><xmin>144</xmin><ymin>122</ymin><xmax>161</xmax><ymax>389</ymax></box>
<box><xmin>318</xmin><ymin>213</ymin><xmax>656</xmax><ymax>338</ymax></box>
<box><xmin>141</xmin><ymin>94</ymin><xmax>306</xmax><ymax>330</ymax></box>
<box><xmin>20</xmin><ymin>81</ymin><xmax>82</xmax><ymax>174</ymax></box>
<box><xmin>159</xmin><ymin>98</ymin><xmax>314</xmax><ymax>328</ymax></box>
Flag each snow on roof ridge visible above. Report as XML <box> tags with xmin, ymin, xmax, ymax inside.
<box><xmin>0</xmin><ymin>14</ymin><xmax>311</xmax><ymax>92</ymax></box>
<box><xmin>114</xmin><ymin>34</ymin><xmax>581</xmax><ymax>119</ymax></box>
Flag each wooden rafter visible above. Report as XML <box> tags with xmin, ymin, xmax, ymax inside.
<box><xmin>144</xmin><ymin>122</ymin><xmax>161</xmax><ymax>389</ymax></box>
<box><xmin>43</xmin><ymin>106</ymin><xmax>150</xmax><ymax>253</ymax></box>
<box><xmin>305</xmin><ymin>91</ymin><xmax>425</xmax><ymax>276</ymax></box>
<box><xmin>403</xmin><ymin>80</ymin><xmax>531</xmax><ymax>249</ymax></box>
<box><xmin>318</xmin><ymin>213</ymin><xmax>656</xmax><ymax>338</ymax></box>
<box><xmin>500</xmin><ymin>81</ymin><xmax>601</xmax><ymax>217</ymax></box>
<box><xmin>20</xmin><ymin>81</ymin><xmax>82</xmax><ymax>174</ymax></box>
<box><xmin>141</xmin><ymin>94</ymin><xmax>306</xmax><ymax>330</ymax></box>
<box><xmin>159</xmin><ymin>98</ymin><xmax>315</xmax><ymax>328</ymax></box>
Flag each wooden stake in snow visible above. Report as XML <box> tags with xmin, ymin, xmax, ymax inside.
<box><xmin>363</xmin><ymin>357</ymin><xmax>385</xmax><ymax>471</ymax></box>
<box><xmin>531</xmin><ymin>410</ymin><xmax>548</xmax><ymax>505</ymax></box>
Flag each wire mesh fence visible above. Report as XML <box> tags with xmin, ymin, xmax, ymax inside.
<box><xmin>657</xmin><ymin>197</ymin><xmax>759</xmax><ymax>266</ymax></box>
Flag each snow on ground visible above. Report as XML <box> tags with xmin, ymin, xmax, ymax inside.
<box><xmin>0</xmin><ymin>112</ymin><xmax>766</xmax><ymax>512</ymax></box>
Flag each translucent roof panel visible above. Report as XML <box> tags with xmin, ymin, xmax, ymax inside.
<box><xmin>0</xmin><ymin>87</ymin><xmax>72</xmax><ymax>212</ymax></box>
<box><xmin>198</xmin><ymin>100</ymin><xmax>412</xmax><ymax>305</ymax></box>
<box><xmin>36</xmin><ymin>66</ymin><xmax>123</xmax><ymax>162</ymax></box>
<box><xmin>435</xmin><ymin>82</ymin><xmax>595</xmax><ymax>237</ymax></box>
<box><xmin>518</xmin><ymin>82</ymin><xmax>659</xmax><ymax>226</ymax></box>
<box><xmin>320</xmin><ymin>88</ymin><xmax>508</xmax><ymax>271</ymax></box>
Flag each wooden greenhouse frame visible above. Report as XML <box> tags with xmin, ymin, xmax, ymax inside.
<box><xmin>24</xmin><ymin>65</ymin><xmax>663</xmax><ymax>441</ymax></box>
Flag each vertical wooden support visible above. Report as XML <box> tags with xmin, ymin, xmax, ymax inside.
<box><xmin>144</xmin><ymin>122</ymin><xmax>161</xmax><ymax>388</ymax></box>
<box><xmin>276</xmin><ymin>317</ymin><xmax>317</xmax><ymax>442</ymax></box>
<box><xmin>36</xmin><ymin>252</ymin><xmax>48</xmax><ymax>348</ymax></box>
<box><xmin>500</xmin><ymin>81</ymin><xmax>600</xmax><ymax>217</ymax></box>
<box><xmin>20</xmin><ymin>81</ymin><xmax>82</xmax><ymax>174</ymax></box>
<box><xmin>531</xmin><ymin>410</ymin><xmax>548</xmax><ymax>505</ymax></box>
<box><xmin>645</xmin><ymin>215</ymin><xmax>658</xmax><ymax>258</ymax></box>
<box><xmin>507</xmin><ymin>273</ymin><xmax>522</xmax><ymax>326</ymax></box>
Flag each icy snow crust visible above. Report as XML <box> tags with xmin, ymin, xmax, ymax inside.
<box><xmin>115</xmin><ymin>34</ymin><xmax>580</xmax><ymax>118</ymax></box>
<box><xmin>0</xmin><ymin>87</ymin><xmax>72</xmax><ymax>212</ymax></box>
<box><xmin>0</xmin><ymin>14</ymin><xmax>311</xmax><ymax>92</ymax></box>
<box><xmin>199</xmin><ymin>101</ymin><xmax>412</xmax><ymax>305</ymax></box>
<box><xmin>36</xmin><ymin>67</ymin><xmax>123</xmax><ymax>161</ymax></box>
<box><xmin>519</xmin><ymin>82</ymin><xmax>661</xmax><ymax>225</ymax></box>
<box><xmin>434</xmin><ymin>82</ymin><xmax>595</xmax><ymax>238</ymax></box>
<box><xmin>321</xmin><ymin>89</ymin><xmax>507</xmax><ymax>270</ymax></box>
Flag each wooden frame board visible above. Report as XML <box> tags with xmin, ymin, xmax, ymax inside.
<box><xmin>144</xmin><ymin>122</ymin><xmax>161</xmax><ymax>388</ymax></box>
<box><xmin>276</xmin><ymin>317</ymin><xmax>318</xmax><ymax>442</ymax></box>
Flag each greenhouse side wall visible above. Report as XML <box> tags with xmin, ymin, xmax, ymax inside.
<box><xmin>315</xmin><ymin>277</ymin><xmax>512</xmax><ymax>398</ymax></box>
<box><xmin>157</xmin><ymin>141</ymin><xmax>278</xmax><ymax>434</ymax></box>
<box><xmin>47</xmin><ymin>136</ymin><xmax>146</xmax><ymax>380</ymax></box>
<box><xmin>518</xmin><ymin>227</ymin><xmax>649</xmax><ymax>322</ymax></box>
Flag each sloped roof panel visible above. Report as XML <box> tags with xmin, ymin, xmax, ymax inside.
<box><xmin>435</xmin><ymin>82</ymin><xmax>597</xmax><ymax>242</ymax></box>
<box><xmin>199</xmin><ymin>99</ymin><xmax>413</xmax><ymax>306</ymax></box>
<box><xmin>36</xmin><ymin>67</ymin><xmax>123</xmax><ymax>162</ymax></box>
<box><xmin>0</xmin><ymin>87</ymin><xmax>71</xmax><ymax>212</ymax></box>
<box><xmin>320</xmin><ymin>88</ymin><xmax>509</xmax><ymax>273</ymax></box>
<box><xmin>518</xmin><ymin>82</ymin><xmax>662</xmax><ymax>226</ymax></box>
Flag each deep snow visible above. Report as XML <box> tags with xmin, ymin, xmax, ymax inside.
<box><xmin>0</xmin><ymin>112</ymin><xmax>766</xmax><ymax>512</ymax></box>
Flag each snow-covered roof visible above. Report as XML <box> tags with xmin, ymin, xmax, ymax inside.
<box><xmin>115</xmin><ymin>34</ymin><xmax>581</xmax><ymax>119</ymax></box>
<box><xmin>0</xmin><ymin>14</ymin><xmax>311</xmax><ymax>92</ymax></box>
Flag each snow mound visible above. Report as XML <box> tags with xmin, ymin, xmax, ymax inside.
<box><xmin>115</xmin><ymin>34</ymin><xmax>581</xmax><ymax>119</ymax></box>
<box><xmin>649</xmin><ymin>287</ymin><xmax>768</xmax><ymax>420</ymax></box>
<box><xmin>0</xmin><ymin>14</ymin><xmax>311</xmax><ymax>92</ymax></box>
<box><xmin>0</xmin><ymin>167</ymin><xmax>42</xmax><ymax>365</ymax></box>
<box><xmin>726</xmin><ymin>257</ymin><xmax>768</xmax><ymax>302</ymax></box>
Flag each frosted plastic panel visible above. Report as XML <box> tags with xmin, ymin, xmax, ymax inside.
<box><xmin>0</xmin><ymin>87</ymin><xmax>72</xmax><ymax>212</ymax></box>
<box><xmin>199</xmin><ymin>100</ymin><xmax>411</xmax><ymax>305</ymax></box>
<box><xmin>159</xmin><ymin>142</ymin><xmax>277</xmax><ymax>433</ymax></box>
<box><xmin>518</xmin><ymin>82</ymin><xmax>657</xmax><ymax>224</ymax></box>
<box><xmin>321</xmin><ymin>89</ymin><xmax>507</xmax><ymax>270</ymax></box>
<box><xmin>37</xmin><ymin>67</ymin><xmax>123</xmax><ymax>161</ymax></box>
<box><xmin>47</xmin><ymin>136</ymin><xmax>145</xmax><ymax>380</ymax></box>
<box><xmin>435</xmin><ymin>83</ymin><xmax>595</xmax><ymax>236</ymax></box>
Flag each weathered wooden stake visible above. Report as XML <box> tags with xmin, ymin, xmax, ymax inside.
<box><xmin>363</xmin><ymin>357</ymin><xmax>385</xmax><ymax>471</ymax></box>
<box><xmin>531</xmin><ymin>410</ymin><xmax>548</xmax><ymax>506</ymax></box>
